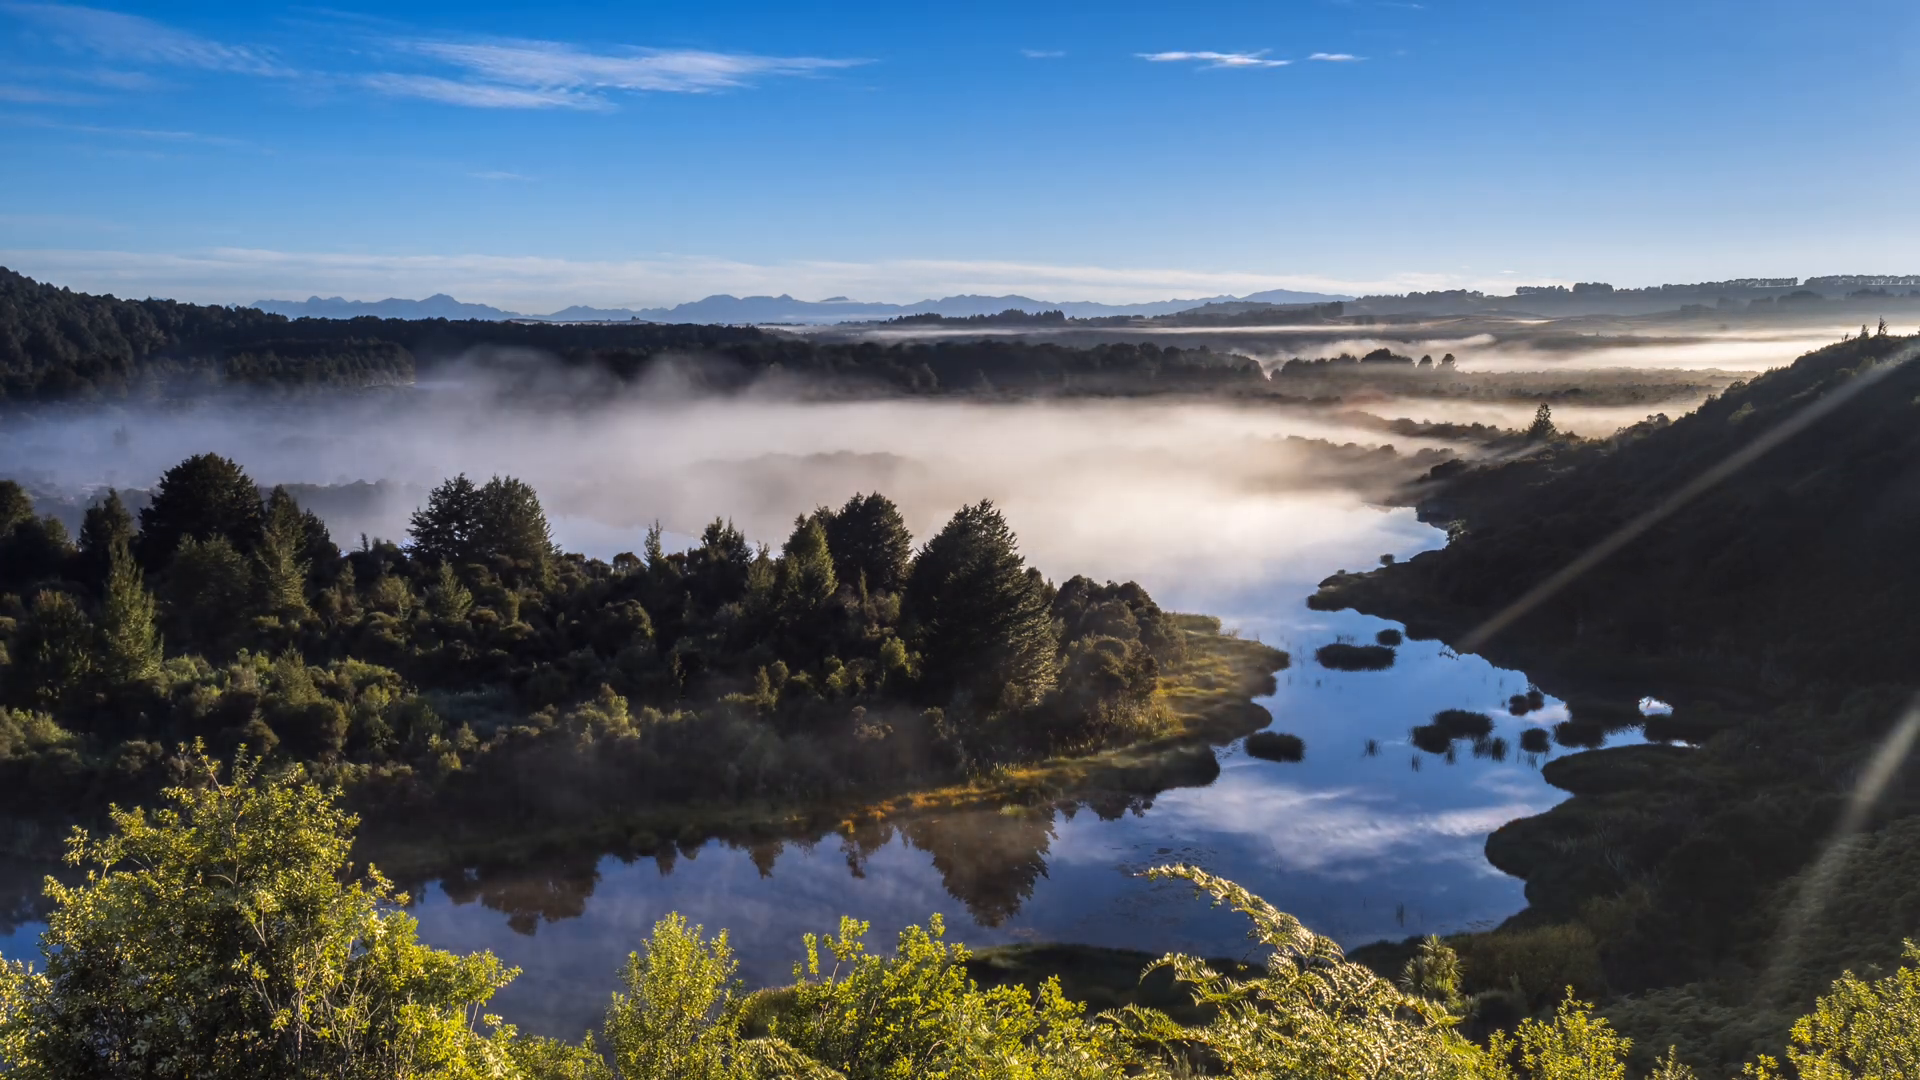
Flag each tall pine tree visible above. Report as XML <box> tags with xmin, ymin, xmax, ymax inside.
<box><xmin>98</xmin><ymin>535</ymin><xmax>162</xmax><ymax>685</ymax></box>
<box><xmin>904</xmin><ymin>500</ymin><xmax>1057</xmax><ymax>713</ymax></box>
<box><xmin>255</xmin><ymin>487</ymin><xmax>312</xmax><ymax>619</ymax></box>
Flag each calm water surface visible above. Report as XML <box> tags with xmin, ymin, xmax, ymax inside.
<box><xmin>406</xmin><ymin>506</ymin><xmax>1640</xmax><ymax>1036</ymax></box>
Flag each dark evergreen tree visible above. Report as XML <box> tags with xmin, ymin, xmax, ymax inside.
<box><xmin>903</xmin><ymin>500</ymin><xmax>1057</xmax><ymax>712</ymax></box>
<box><xmin>825</xmin><ymin>492</ymin><xmax>913</xmax><ymax>594</ymax></box>
<box><xmin>0</xmin><ymin>515</ymin><xmax>75</xmax><ymax>593</ymax></box>
<box><xmin>409</xmin><ymin>474</ymin><xmax>550</xmax><ymax>582</ymax></box>
<box><xmin>8</xmin><ymin>590</ymin><xmax>95</xmax><ymax>709</ymax></box>
<box><xmin>160</xmin><ymin>535</ymin><xmax>253</xmax><ymax>656</ymax></box>
<box><xmin>778</xmin><ymin>516</ymin><xmax>837</xmax><ymax>610</ymax></box>
<box><xmin>1528</xmin><ymin>403</ymin><xmax>1557</xmax><ymax>440</ymax></box>
<box><xmin>0</xmin><ymin>480</ymin><xmax>31</xmax><ymax>535</ymax></box>
<box><xmin>685</xmin><ymin>519</ymin><xmax>753</xmax><ymax>614</ymax></box>
<box><xmin>137</xmin><ymin>453</ymin><xmax>264</xmax><ymax>568</ymax></box>
<box><xmin>76</xmin><ymin>489</ymin><xmax>135</xmax><ymax>590</ymax></box>
<box><xmin>408</xmin><ymin>474</ymin><xmax>483</xmax><ymax>566</ymax></box>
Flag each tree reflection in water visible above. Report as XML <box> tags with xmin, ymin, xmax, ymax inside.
<box><xmin>410</xmin><ymin>790</ymin><xmax>1166</xmax><ymax>936</ymax></box>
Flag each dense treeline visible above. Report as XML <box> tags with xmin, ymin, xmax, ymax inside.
<box><xmin>0</xmin><ymin>452</ymin><xmax>1191</xmax><ymax>826</ymax></box>
<box><xmin>0</xmin><ymin>267</ymin><xmax>1263</xmax><ymax>401</ymax></box>
<box><xmin>0</xmin><ymin>760</ymin><xmax>1909</xmax><ymax>1079</ymax></box>
<box><xmin>1314</xmin><ymin>331</ymin><xmax>1920</xmax><ymax>1070</ymax></box>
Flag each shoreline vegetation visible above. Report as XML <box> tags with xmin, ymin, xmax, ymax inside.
<box><xmin>1311</xmin><ymin>332</ymin><xmax>1920</xmax><ymax>1072</ymax></box>
<box><xmin>359</xmin><ymin>612</ymin><xmax>1287</xmax><ymax>884</ymax></box>
<box><xmin>0</xmin><ymin>444</ymin><xmax>1289</xmax><ymax>919</ymax></box>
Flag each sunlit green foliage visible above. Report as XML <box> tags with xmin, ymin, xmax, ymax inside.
<box><xmin>0</xmin><ymin>753</ymin><xmax>520</xmax><ymax>1079</ymax></box>
<box><xmin>1744</xmin><ymin>942</ymin><xmax>1920</xmax><ymax>1080</ymax></box>
<box><xmin>1108</xmin><ymin>865</ymin><xmax>1493</xmax><ymax>1079</ymax></box>
<box><xmin>769</xmin><ymin>915</ymin><xmax>1126</xmax><ymax>1079</ymax></box>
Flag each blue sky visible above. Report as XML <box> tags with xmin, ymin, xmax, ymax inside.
<box><xmin>1</xmin><ymin>0</ymin><xmax>1916</xmax><ymax>310</ymax></box>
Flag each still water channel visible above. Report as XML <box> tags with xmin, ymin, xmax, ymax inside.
<box><xmin>405</xmin><ymin>506</ymin><xmax>1637</xmax><ymax>1037</ymax></box>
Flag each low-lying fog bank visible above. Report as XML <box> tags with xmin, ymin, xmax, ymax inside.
<box><xmin>5</xmin><ymin>389</ymin><xmax>1458</xmax><ymax>591</ymax></box>
<box><xmin>811</xmin><ymin>319</ymin><xmax>1849</xmax><ymax>374</ymax></box>
<box><xmin>1364</xmin><ymin>398</ymin><xmax>1712</xmax><ymax>438</ymax></box>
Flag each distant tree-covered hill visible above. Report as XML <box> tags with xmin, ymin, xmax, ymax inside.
<box><xmin>0</xmin><ymin>268</ymin><xmax>1266</xmax><ymax>401</ymax></box>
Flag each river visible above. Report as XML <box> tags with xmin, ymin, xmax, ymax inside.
<box><xmin>0</xmin><ymin>395</ymin><xmax>1651</xmax><ymax>1037</ymax></box>
<box><xmin>406</xmin><ymin>504</ymin><xmax>1639</xmax><ymax>1036</ymax></box>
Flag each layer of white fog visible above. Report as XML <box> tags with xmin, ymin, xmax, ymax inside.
<box><xmin>830</xmin><ymin>323</ymin><xmax>1848</xmax><ymax>373</ymax></box>
<box><xmin>5</xmin><ymin>385</ymin><xmax>1456</xmax><ymax>595</ymax></box>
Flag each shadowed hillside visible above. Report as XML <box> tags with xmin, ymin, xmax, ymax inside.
<box><xmin>1315</xmin><ymin>331</ymin><xmax>1920</xmax><ymax>1071</ymax></box>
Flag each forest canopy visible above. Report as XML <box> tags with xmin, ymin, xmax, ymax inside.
<box><xmin>0</xmin><ymin>452</ymin><xmax>1198</xmax><ymax>828</ymax></box>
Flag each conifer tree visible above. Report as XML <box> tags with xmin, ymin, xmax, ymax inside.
<box><xmin>825</xmin><ymin>492</ymin><xmax>913</xmax><ymax>595</ymax></box>
<box><xmin>136</xmin><ymin>454</ymin><xmax>264</xmax><ymax>568</ymax></box>
<box><xmin>98</xmin><ymin>535</ymin><xmax>161</xmax><ymax>685</ymax></box>
<box><xmin>1528</xmin><ymin>402</ymin><xmax>1557</xmax><ymax>440</ymax></box>
<box><xmin>904</xmin><ymin>500</ymin><xmax>1057</xmax><ymax>712</ymax></box>
<box><xmin>0</xmin><ymin>480</ymin><xmax>31</xmax><ymax>536</ymax></box>
<box><xmin>76</xmin><ymin>489</ymin><xmax>134</xmax><ymax>589</ymax></box>
<box><xmin>777</xmin><ymin>514</ymin><xmax>837</xmax><ymax>615</ymax></box>
<box><xmin>407</xmin><ymin>473</ymin><xmax>483</xmax><ymax>566</ymax></box>
<box><xmin>255</xmin><ymin>487</ymin><xmax>312</xmax><ymax>619</ymax></box>
<box><xmin>427</xmin><ymin>561</ymin><xmax>474</xmax><ymax>621</ymax></box>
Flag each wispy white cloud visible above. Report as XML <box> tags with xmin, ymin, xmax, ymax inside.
<box><xmin>1</xmin><ymin>2</ymin><xmax>287</xmax><ymax>76</ymax></box>
<box><xmin>1020</xmin><ymin>49</ymin><xmax>1065</xmax><ymax>59</ymax></box>
<box><xmin>3</xmin><ymin>115</ymin><xmax>244</xmax><ymax>145</ymax></box>
<box><xmin>0</xmin><ymin>82</ymin><xmax>96</xmax><ymax>103</ymax></box>
<box><xmin>70</xmin><ymin>67</ymin><xmax>159</xmax><ymax>89</ymax></box>
<box><xmin>1140</xmin><ymin>50</ymin><xmax>1290</xmax><ymax>69</ymax></box>
<box><xmin>368</xmin><ymin>38</ymin><xmax>867</xmax><ymax>109</ymax></box>
<box><xmin>364</xmin><ymin>73</ymin><xmax>608</xmax><ymax>111</ymax></box>
<box><xmin>1309</xmin><ymin>52</ymin><xmax>1363</xmax><ymax>62</ymax></box>
<box><xmin>0</xmin><ymin>246</ymin><xmax>1508</xmax><ymax>312</ymax></box>
<box><xmin>468</xmin><ymin>169</ymin><xmax>533</xmax><ymax>181</ymax></box>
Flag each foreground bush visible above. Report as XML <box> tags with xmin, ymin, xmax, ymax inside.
<box><xmin>0</xmin><ymin>752</ymin><xmax>519</xmax><ymax>1079</ymax></box>
<box><xmin>0</xmin><ymin>760</ymin><xmax>1911</xmax><ymax>1078</ymax></box>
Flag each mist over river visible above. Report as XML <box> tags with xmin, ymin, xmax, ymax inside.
<box><xmin>0</xmin><ymin>388</ymin><xmax>1645</xmax><ymax>1035</ymax></box>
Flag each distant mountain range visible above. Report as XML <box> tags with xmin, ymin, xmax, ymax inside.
<box><xmin>250</xmin><ymin>288</ymin><xmax>1353</xmax><ymax>325</ymax></box>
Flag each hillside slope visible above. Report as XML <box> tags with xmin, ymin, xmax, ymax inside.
<box><xmin>1314</xmin><ymin>332</ymin><xmax>1920</xmax><ymax>1071</ymax></box>
<box><xmin>1319</xmin><ymin>331</ymin><xmax>1920</xmax><ymax>687</ymax></box>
